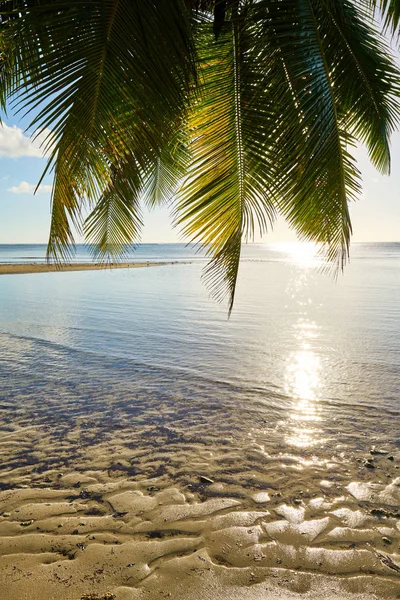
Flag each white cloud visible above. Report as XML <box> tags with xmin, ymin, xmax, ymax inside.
<box><xmin>0</xmin><ymin>123</ymin><xmax>53</xmax><ymax>158</ymax></box>
<box><xmin>8</xmin><ymin>181</ymin><xmax>52</xmax><ymax>195</ymax></box>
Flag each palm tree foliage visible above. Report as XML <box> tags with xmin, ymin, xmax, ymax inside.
<box><xmin>0</xmin><ymin>0</ymin><xmax>399</xmax><ymax>310</ymax></box>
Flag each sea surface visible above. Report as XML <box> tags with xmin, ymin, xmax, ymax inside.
<box><xmin>1</xmin><ymin>242</ymin><xmax>399</xmax><ymax>418</ymax></box>
<box><xmin>1</xmin><ymin>241</ymin><xmax>400</xmax><ymax>452</ymax></box>
<box><xmin>1</xmin><ymin>242</ymin><xmax>400</xmax><ymax>439</ymax></box>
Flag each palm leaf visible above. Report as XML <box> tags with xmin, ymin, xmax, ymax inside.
<box><xmin>84</xmin><ymin>160</ymin><xmax>143</xmax><ymax>261</ymax></box>
<box><xmin>176</xmin><ymin>14</ymin><xmax>277</xmax><ymax>313</ymax></box>
<box><xmin>253</xmin><ymin>0</ymin><xmax>357</xmax><ymax>266</ymax></box>
<box><xmin>370</xmin><ymin>0</ymin><xmax>400</xmax><ymax>34</ymax></box>
<box><xmin>142</xmin><ymin>131</ymin><xmax>190</xmax><ymax>209</ymax></box>
<box><xmin>314</xmin><ymin>0</ymin><xmax>400</xmax><ymax>173</ymax></box>
<box><xmin>1</xmin><ymin>0</ymin><xmax>196</xmax><ymax>260</ymax></box>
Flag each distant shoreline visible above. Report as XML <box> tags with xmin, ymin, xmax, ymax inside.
<box><xmin>0</xmin><ymin>261</ymin><xmax>179</xmax><ymax>275</ymax></box>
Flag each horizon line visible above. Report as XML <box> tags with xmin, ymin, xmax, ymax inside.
<box><xmin>0</xmin><ymin>240</ymin><xmax>399</xmax><ymax>246</ymax></box>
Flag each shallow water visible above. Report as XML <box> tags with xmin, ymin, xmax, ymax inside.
<box><xmin>1</xmin><ymin>243</ymin><xmax>400</xmax><ymax>411</ymax></box>
<box><xmin>0</xmin><ymin>243</ymin><xmax>399</xmax><ymax>598</ymax></box>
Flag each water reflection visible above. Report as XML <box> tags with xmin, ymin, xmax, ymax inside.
<box><xmin>285</xmin><ymin>319</ymin><xmax>323</xmax><ymax>448</ymax></box>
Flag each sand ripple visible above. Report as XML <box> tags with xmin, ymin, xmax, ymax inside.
<box><xmin>0</xmin><ymin>333</ymin><xmax>399</xmax><ymax>598</ymax></box>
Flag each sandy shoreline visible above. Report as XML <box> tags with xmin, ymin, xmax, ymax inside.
<box><xmin>2</xmin><ymin>475</ymin><xmax>399</xmax><ymax>600</ymax></box>
<box><xmin>0</xmin><ymin>262</ymin><xmax>177</xmax><ymax>275</ymax></box>
<box><xmin>1</xmin><ymin>337</ymin><xmax>399</xmax><ymax>600</ymax></box>
<box><xmin>1</xmin><ymin>302</ymin><xmax>400</xmax><ymax>599</ymax></box>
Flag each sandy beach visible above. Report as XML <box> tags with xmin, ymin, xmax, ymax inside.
<box><xmin>1</xmin><ymin>434</ymin><xmax>399</xmax><ymax>600</ymax></box>
<box><xmin>2</xmin><ymin>473</ymin><xmax>400</xmax><ymax>600</ymax></box>
<box><xmin>0</xmin><ymin>262</ymin><xmax>175</xmax><ymax>275</ymax></box>
<box><xmin>1</xmin><ymin>346</ymin><xmax>399</xmax><ymax>600</ymax></box>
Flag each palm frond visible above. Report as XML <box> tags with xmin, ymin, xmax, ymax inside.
<box><xmin>369</xmin><ymin>0</ymin><xmax>400</xmax><ymax>34</ymax></box>
<box><xmin>0</xmin><ymin>34</ymin><xmax>14</xmax><ymax>114</ymax></box>
<box><xmin>177</xmin><ymin>16</ymin><xmax>277</xmax><ymax>312</ymax></box>
<box><xmin>315</xmin><ymin>0</ymin><xmax>400</xmax><ymax>173</ymax></box>
<box><xmin>46</xmin><ymin>151</ymin><xmax>82</xmax><ymax>262</ymax></box>
<box><xmin>1</xmin><ymin>0</ymin><xmax>196</xmax><ymax>260</ymax></box>
<box><xmin>253</xmin><ymin>0</ymin><xmax>356</xmax><ymax>266</ymax></box>
<box><xmin>142</xmin><ymin>131</ymin><xmax>190</xmax><ymax>209</ymax></box>
<box><xmin>84</xmin><ymin>161</ymin><xmax>143</xmax><ymax>261</ymax></box>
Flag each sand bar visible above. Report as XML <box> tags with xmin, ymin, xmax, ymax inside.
<box><xmin>0</xmin><ymin>261</ymin><xmax>178</xmax><ymax>275</ymax></box>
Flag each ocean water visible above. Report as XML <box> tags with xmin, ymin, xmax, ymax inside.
<box><xmin>1</xmin><ymin>242</ymin><xmax>400</xmax><ymax>427</ymax></box>
<box><xmin>1</xmin><ymin>242</ymin><xmax>400</xmax><ymax>449</ymax></box>
<box><xmin>1</xmin><ymin>242</ymin><xmax>399</xmax><ymax>414</ymax></box>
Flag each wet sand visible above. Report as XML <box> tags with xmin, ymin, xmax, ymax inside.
<box><xmin>1</xmin><ymin>439</ymin><xmax>399</xmax><ymax>600</ymax></box>
<box><xmin>1</xmin><ymin>337</ymin><xmax>400</xmax><ymax>599</ymax></box>
<box><xmin>2</xmin><ymin>476</ymin><xmax>400</xmax><ymax>600</ymax></box>
<box><xmin>0</xmin><ymin>262</ymin><xmax>175</xmax><ymax>275</ymax></box>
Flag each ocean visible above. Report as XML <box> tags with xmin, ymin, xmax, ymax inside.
<box><xmin>0</xmin><ymin>242</ymin><xmax>400</xmax><ymax>596</ymax></box>
<box><xmin>1</xmin><ymin>242</ymin><xmax>399</xmax><ymax>412</ymax></box>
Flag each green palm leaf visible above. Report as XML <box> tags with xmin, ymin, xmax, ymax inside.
<box><xmin>314</xmin><ymin>0</ymin><xmax>400</xmax><ymax>173</ymax></box>
<box><xmin>371</xmin><ymin>0</ymin><xmax>400</xmax><ymax>33</ymax></box>
<box><xmin>1</xmin><ymin>0</ymin><xmax>195</xmax><ymax>259</ymax></box>
<box><xmin>177</xmin><ymin>15</ymin><xmax>277</xmax><ymax>312</ymax></box>
<box><xmin>84</xmin><ymin>161</ymin><xmax>143</xmax><ymax>261</ymax></box>
<box><xmin>252</xmin><ymin>0</ymin><xmax>358</xmax><ymax>265</ymax></box>
<box><xmin>142</xmin><ymin>131</ymin><xmax>190</xmax><ymax>209</ymax></box>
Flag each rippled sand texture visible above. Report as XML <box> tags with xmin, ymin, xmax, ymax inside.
<box><xmin>1</xmin><ymin>333</ymin><xmax>400</xmax><ymax>599</ymax></box>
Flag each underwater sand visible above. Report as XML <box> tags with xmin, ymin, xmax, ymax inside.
<box><xmin>0</xmin><ymin>341</ymin><xmax>399</xmax><ymax>599</ymax></box>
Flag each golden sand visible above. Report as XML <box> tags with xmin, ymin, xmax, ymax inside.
<box><xmin>1</xmin><ymin>330</ymin><xmax>399</xmax><ymax>599</ymax></box>
<box><xmin>0</xmin><ymin>420</ymin><xmax>399</xmax><ymax>599</ymax></box>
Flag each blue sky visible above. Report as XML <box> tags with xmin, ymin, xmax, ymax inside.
<box><xmin>0</xmin><ymin>112</ymin><xmax>398</xmax><ymax>245</ymax></box>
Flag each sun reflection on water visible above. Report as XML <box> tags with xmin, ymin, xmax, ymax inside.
<box><xmin>270</xmin><ymin>241</ymin><xmax>321</xmax><ymax>269</ymax></box>
<box><xmin>285</xmin><ymin>319</ymin><xmax>324</xmax><ymax>448</ymax></box>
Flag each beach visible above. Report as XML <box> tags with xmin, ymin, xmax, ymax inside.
<box><xmin>1</xmin><ymin>0</ymin><xmax>399</xmax><ymax>593</ymax></box>
<box><xmin>1</xmin><ymin>243</ymin><xmax>400</xmax><ymax>599</ymax></box>
<box><xmin>0</xmin><ymin>369</ymin><xmax>399</xmax><ymax>600</ymax></box>
<box><xmin>0</xmin><ymin>262</ymin><xmax>174</xmax><ymax>275</ymax></box>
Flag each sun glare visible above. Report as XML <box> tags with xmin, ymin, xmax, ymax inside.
<box><xmin>271</xmin><ymin>241</ymin><xmax>320</xmax><ymax>268</ymax></box>
<box><xmin>285</xmin><ymin>317</ymin><xmax>324</xmax><ymax>449</ymax></box>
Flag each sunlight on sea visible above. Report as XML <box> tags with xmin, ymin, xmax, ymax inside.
<box><xmin>268</xmin><ymin>242</ymin><xmax>325</xmax><ymax>448</ymax></box>
<box><xmin>269</xmin><ymin>241</ymin><xmax>321</xmax><ymax>268</ymax></box>
<box><xmin>0</xmin><ymin>242</ymin><xmax>399</xmax><ymax>457</ymax></box>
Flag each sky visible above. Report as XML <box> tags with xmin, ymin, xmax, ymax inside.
<box><xmin>0</xmin><ymin>112</ymin><xmax>399</xmax><ymax>245</ymax></box>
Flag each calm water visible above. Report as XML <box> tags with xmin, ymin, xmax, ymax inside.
<box><xmin>0</xmin><ymin>242</ymin><xmax>399</xmax><ymax>453</ymax></box>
